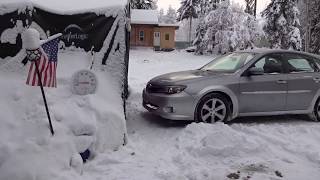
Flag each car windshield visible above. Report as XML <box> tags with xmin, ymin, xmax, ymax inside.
<box><xmin>200</xmin><ymin>53</ymin><xmax>255</xmax><ymax>73</ymax></box>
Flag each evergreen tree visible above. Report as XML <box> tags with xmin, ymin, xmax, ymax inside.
<box><xmin>262</xmin><ymin>0</ymin><xmax>302</xmax><ymax>50</ymax></box>
<box><xmin>159</xmin><ymin>8</ymin><xmax>165</xmax><ymax>23</ymax></box>
<box><xmin>165</xmin><ymin>6</ymin><xmax>177</xmax><ymax>24</ymax></box>
<box><xmin>177</xmin><ymin>0</ymin><xmax>200</xmax><ymax>45</ymax></box>
<box><xmin>130</xmin><ymin>0</ymin><xmax>158</xmax><ymax>10</ymax></box>
<box><xmin>309</xmin><ymin>0</ymin><xmax>320</xmax><ymax>53</ymax></box>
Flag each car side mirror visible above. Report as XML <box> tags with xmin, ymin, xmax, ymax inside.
<box><xmin>247</xmin><ymin>67</ymin><xmax>264</xmax><ymax>76</ymax></box>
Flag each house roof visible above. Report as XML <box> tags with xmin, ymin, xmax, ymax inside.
<box><xmin>131</xmin><ymin>9</ymin><xmax>159</xmax><ymax>25</ymax></box>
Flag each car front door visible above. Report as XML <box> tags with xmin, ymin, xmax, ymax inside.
<box><xmin>284</xmin><ymin>53</ymin><xmax>320</xmax><ymax>110</ymax></box>
<box><xmin>239</xmin><ymin>54</ymin><xmax>287</xmax><ymax>113</ymax></box>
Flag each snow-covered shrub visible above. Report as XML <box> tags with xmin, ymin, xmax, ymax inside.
<box><xmin>196</xmin><ymin>1</ymin><xmax>260</xmax><ymax>54</ymax></box>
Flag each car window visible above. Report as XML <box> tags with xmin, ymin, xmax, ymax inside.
<box><xmin>252</xmin><ymin>55</ymin><xmax>283</xmax><ymax>74</ymax></box>
<box><xmin>201</xmin><ymin>53</ymin><xmax>255</xmax><ymax>73</ymax></box>
<box><xmin>285</xmin><ymin>55</ymin><xmax>317</xmax><ymax>73</ymax></box>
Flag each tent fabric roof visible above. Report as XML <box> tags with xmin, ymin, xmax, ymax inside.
<box><xmin>131</xmin><ymin>9</ymin><xmax>159</xmax><ymax>25</ymax></box>
<box><xmin>0</xmin><ymin>0</ymin><xmax>128</xmax><ymax>15</ymax></box>
<box><xmin>32</xmin><ymin>0</ymin><xmax>128</xmax><ymax>13</ymax></box>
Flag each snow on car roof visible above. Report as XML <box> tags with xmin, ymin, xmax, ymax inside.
<box><xmin>131</xmin><ymin>9</ymin><xmax>159</xmax><ymax>25</ymax></box>
<box><xmin>0</xmin><ymin>0</ymin><xmax>128</xmax><ymax>15</ymax></box>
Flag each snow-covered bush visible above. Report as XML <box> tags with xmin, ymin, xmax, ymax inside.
<box><xmin>195</xmin><ymin>1</ymin><xmax>260</xmax><ymax>54</ymax></box>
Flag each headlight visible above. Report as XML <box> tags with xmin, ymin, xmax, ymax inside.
<box><xmin>146</xmin><ymin>84</ymin><xmax>187</xmax><ymax>94</ymax></box>
<box><xmin>165</xmin><ymin>85</ymin><xmax>187</xmax><ymax>94</ymax></box>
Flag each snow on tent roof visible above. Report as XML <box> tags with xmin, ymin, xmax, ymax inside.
<box><xmin>32</xmin><ymin>0</ymin><xmax>128</xmax><ymax>14</ymax></box>
<box><xmin>0</xmin><ymin>0</ymin><xmax>128</xmax><ymax>15</ymax></box>
<box><xmin>131</xmin><ymin>9</ymin><xmax>159</xmax><ymax>25</ymax></box>
<box><xmin>0</xmin><ymin>0</ymin><xmax>32</xmax><ymax>15</ymax></box>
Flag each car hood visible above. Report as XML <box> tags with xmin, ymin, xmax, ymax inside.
<box><xmin>149</xmin><ymin>70</ymin><xmax>228</xmax><ymax>85</ymax></box>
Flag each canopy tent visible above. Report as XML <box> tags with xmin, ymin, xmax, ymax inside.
<box><xmin>0</xmin><ymin>0</ymin><xmax>130</xmax><ymax>97</ymax></box>
<box><xmin>0</xmin><ymin>0</ymin><xmax>130</xmax><ymax>151</ymax></box>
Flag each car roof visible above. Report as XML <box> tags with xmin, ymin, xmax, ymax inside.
<box><xmin>236</xmin><ymin>48</ymin><xmax>320</xmax><ymax>59</ymax></box>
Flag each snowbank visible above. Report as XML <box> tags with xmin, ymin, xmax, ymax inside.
<box><xmin>0</xmin><ymin>50</ymin><xmax>127</xmax><ymax>179</ymax></box>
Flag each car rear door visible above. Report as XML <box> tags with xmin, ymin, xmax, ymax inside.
<box><xmin>239</xmin><ymin>54</ymin><xmax>287</xmax><ymax>113</ymax></box>
<box><xmin>284</xmin><ymin>53</ymin><xmax>320</xmax><ymax>110</ymax></box>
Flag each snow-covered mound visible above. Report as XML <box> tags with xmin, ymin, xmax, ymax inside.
<box><xmin>177</xmin><ymin>123</ymin><xmax>262</xmax><ymax>158</ymax></box>
<box><xmin>0</xmin><ymin>50</ymin><xmax>126</xmax><ymax>180</ymax></box>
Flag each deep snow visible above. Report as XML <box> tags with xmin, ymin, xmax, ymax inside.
<box><xmin>2</xmin><ymin>47</ymin><xmax>320</xmax><ymax>180</ymax></box>
<box><xmin>0</xmin><ymin>49</ymin><xmax>127</xmax><ymax>180</ymax></box>
<box><xmin>82</xmin><ymin>48</ymin><xmax>320</xmax><ymax>180</ymax></box>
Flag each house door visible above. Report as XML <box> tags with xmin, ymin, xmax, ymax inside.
<box><xmin>154</xmin><ymin>32</ymin><xmax>160</xmax><ymax>48</ymax></box>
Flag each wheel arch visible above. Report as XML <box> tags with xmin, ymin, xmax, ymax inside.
<box><xmin>194</xmin><ymin>86</ymin><xmax>239</xmax><ymax>121</ymax></box>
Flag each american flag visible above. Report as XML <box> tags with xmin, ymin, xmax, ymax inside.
<box><xmin>26</xmin><ymin>38</ymin><xmax>59</xmax><ymax>88</ymax></box>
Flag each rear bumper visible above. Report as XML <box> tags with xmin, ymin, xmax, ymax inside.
<box><xmin>142</xmin><ymin>89</ymin><xmax>196</xmax><ymax>121</ymax></box>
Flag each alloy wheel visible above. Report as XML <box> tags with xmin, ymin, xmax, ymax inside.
<box><xmin>200</xmin><ymin>98</ymin><xmax>227</xmax><ymax>123</ymax></box>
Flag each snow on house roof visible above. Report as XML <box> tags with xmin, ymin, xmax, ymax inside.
<box><xmin>131</xmin><ymin>9</ymin><xmax>159</xmax><ymax>25</ymax></box>
<box><xmin>158</xmin><ymin>23</ymin><xmax>180</xmax><ymax>29</ymax></box>
<box><xmin>0</xmin><ymin>0</ymin><xmax>128</xmax><ymax>15</ymax></box>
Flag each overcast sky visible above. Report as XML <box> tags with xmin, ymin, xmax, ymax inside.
<box><xmin>158</xmin><ymin>0</ymin><xmax>271</xmax><ymax>14</ymax></box>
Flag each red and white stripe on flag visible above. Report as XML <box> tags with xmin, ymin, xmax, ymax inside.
<box><xmin>26</xmin><ymin>49</ymin><xmax>57</xmax><ymax>88</ymax></box>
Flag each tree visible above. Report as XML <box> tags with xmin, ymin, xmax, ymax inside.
<box><xmin>194</xmin><ymin>0</ymin><xmax>221</xmax><ymax>54</ymax></box>
<box><xmin>206</xmin><ymin>1</ymin><xmax>259</xmax><ymax>54</ymax></box>
<box><xmin>177</xmin><ymin>0</ymin><xmax>200</xmax><ymax>45</ymax></box>
<box><xmin>159</xmin><ymin>8</ymin><xmax>165</xmax><ymax>23</ymax></box>
<box><xmin>193</xmin><ymin>1</ymin><xmax>260</xmax><ymax>54</ymax></box>
<box><xmin>130</xmin><ymin>0</ymin><xmax>158</xmax><ymax>10</ymax></box>
<box><xmin>262</xmin><ymin>0</ymin><xmax>302</xmax><ymax>50</ymax></box>
<box><xmin>245</xmin><ymin>0</ymin><xmax>257</xmax><ymax>17</ymax></box>
<box><xmin>165</xmin><ymin>6</ymin><xmax>177</xmax><ymax>24</ymax></box>
<box><xmin>309</xmin><ymin>0</ymin><xmax>320</xmax><ymax>53</ymax></box>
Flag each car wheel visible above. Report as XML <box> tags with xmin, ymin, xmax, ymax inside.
<box><xmin>309</xmin><ymin>98</ymin><xmax>320</xmax><ymax>122</ymax></box>
<box><xmin>196</xmin><ymin>93</ymin><xmax>231</xmax><ymax>123</ymax></box>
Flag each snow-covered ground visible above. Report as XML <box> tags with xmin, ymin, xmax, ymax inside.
<box><xmin>83</xmin><ymin>48</ymin><xmax>320</xmax><ymax>180</ymax></box>
<box><xmin>2</xmin><ymin>48</ymin><xmax>320</xmax><ymax>180</ymax></box>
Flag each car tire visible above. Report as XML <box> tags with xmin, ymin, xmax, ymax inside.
<box><xmin>195</xmin><ymin>93</ymin><xmax>231</xmax><ymax>123</ymax></box>
<box><xmin>309</xmin><ymin>98</ymin><xmax>320</xmax><ymax>122</ymax></box>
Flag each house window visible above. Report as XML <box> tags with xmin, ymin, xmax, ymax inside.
<box><xmin>139</xmin><ymin>31</ymin><xmax>144</xmax><ymax>41</ymax></box>
<box><xmin>165</xmin><ymin>33</ymin><xmax>170</xmax><ymax>41</ymax></box>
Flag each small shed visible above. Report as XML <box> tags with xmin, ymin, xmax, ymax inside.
<box><xmin>130</xmin><ymin>9</ymin><xmax>179</xmax><ymax>51</ymax></box>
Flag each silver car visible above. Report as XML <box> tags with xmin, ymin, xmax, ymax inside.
<box><xmin>143</xmin><ymin>49</ymin><xmax>320</xmax><ymax>123</ymax></box>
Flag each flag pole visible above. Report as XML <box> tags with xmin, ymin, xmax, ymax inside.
<box><xmin>24</xmin><ymin>29</ymin><xmax>62</xmax><ymax>136</ymax></box>
<box><xmin>34</xmin><ymin>59</ymin><xmax>54</xmax><ymax>136</ymax></box>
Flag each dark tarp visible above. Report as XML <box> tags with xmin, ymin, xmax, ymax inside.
<box><xmin>0</xmin><ymin>5</ymin><xmax>130</xmax><ymax>102</ymax></box>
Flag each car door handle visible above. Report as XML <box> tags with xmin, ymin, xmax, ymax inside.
<box><xmin>314</xmin><ymin>78</ymin><xmax>320</xmax><ymax>83</ymax></box>
<box><xmin>276</xmin><ymin>80</ymin><xmax>287</xmax><ymax>84</ymax></box>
